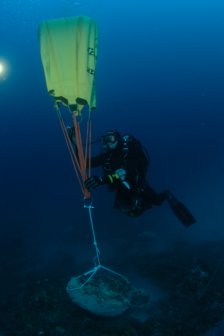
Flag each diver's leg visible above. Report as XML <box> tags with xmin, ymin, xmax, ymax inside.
<box><xmin>163</xmin><ymin>190</ymin><xmax>196</xmax><ymax>226</ymax></box>
<box><xmin>131</xmin><ymin>185</ymin><xmax>196</xmax><ymax>225</ymax></box>
<box><xmin>113</xmin><ymin>190</ymin><xmax>132</xmax><ymax>214</ymax></box>
<box><xmin>143</xmin><ymin>185</ymin><xmax>168</xmax><ymax>206</ymax></box>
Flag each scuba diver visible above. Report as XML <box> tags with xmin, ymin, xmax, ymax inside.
<box><xmin>68</xmin><ymin>128</ymin><xmax>196</xmax><ymax>226</ymax></box>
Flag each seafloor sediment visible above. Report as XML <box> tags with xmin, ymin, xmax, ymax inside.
<box><xmin>0</xmin><ymin>240</ymin><xmax>224</xmax><ymax>336</ymax></box>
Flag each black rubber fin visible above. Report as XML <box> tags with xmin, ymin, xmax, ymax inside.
<box><xmin>167</xmin><ymin>194</ymin><xmax>196</xmax><ymax>227</ymax></box>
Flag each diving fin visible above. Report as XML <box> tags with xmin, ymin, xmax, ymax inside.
<box><xmin>166</xmin><ymin>191</ymin><xmax>196</xmax><ymax>227</ymax></box>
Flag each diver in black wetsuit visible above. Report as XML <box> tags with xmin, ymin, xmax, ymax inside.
<box><xmin>68</xmin><ymin>128</ymin><xmax>196</xmax><ymax>226</ymax></box>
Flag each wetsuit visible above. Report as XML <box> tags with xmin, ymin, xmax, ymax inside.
<box><xmin>90</xmin><ymin>138</ymin><xmax>167</xmax><ymax>217</ymax></box>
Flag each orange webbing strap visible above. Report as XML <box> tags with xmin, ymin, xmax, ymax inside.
<box><xmin>88</xmin><ymin>120</ymin><xmax>92</xmax><ymax>178</ymax></box>
<box><xmin>85</xmin><ymin>118</ymin><xmax>92</xmax><ymax>179</ymax></box>
<box><xmin>56</xmin><ymin>104</ymin><xmax>92</xmax><ymax>199</ymax></box>
<box><xmin>73</xmin><ymin>111</ymin><xmax>91</xmax><ymax>199</ymax></box>
<box><xmin>58</xmin><ymin>115</ymin><xmax>85</xmax><ymax>195</ymax></box>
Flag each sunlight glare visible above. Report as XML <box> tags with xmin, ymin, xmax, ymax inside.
<box><xmin>0</xmin><ymin>59</ymin><xmax>9</xmax><ymax>80</ymax></box>
<box><xmin>0</xmin><ymin>63</ymin><xmax>4</xmax><ymax>74</ymax></box>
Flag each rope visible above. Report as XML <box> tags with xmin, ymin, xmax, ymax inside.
<box><xmin>67</xmin><ymin>201</ymin><xmax>125</xmax><ymax>290</ymax></box>
<box><xmin>68</xmin><ymin>264</ymin><xmax>125</xmax><ymax>290</ymax></box>
<box><xmin>56</xmin><ymin>104</ymin><xmax>124</xmax><ymax>290</ymax></box>
<box><xmin>58</xmin><ymin>112</ymin><xmax>85</xmax><ymax>194</ymax></box>
<box><xmin>56</xmin><ymin>104</ymin><xmax>91</xmax><ymax>199</ymax></box>
<box><xmin>72</xmin><ymin>110</ymin><xmax>90</xmax><ymax>199</ymax></box>
<box><xmin>88</xmin><ymin>119</ymin><xmax>92</xmax><ymax>178</ymax></box>
<box><xmin>84</xmin><ymin>200</ymin><xmax>101</xmax><ymax>266</ymax></box>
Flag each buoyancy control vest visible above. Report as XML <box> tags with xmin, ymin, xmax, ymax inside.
<box><xmin>102</xmin><ymin>134</ymin><xmax>149</xmax><ymax>186</ymax></box>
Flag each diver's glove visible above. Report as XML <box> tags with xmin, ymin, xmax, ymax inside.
<box><xmin>103</xmin><ymin>168</ymin><xmax>131</xmax><ymax>189</ymax></box>
<box><xmin>114</xmin><ymin>168</ymin><xmax>131</xmax><ymax>189</ymax></box>
<box><xmin>84</xmin><ymin>176</ymin><xmax>106</xmax><ymax>191</ymax></box>
<box><xmin>84</xmin><ymin>169</ymin><xmax>131</xmax><ymax>192</ymax></box>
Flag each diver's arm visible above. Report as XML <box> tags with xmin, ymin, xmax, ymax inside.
<box><xmin>84</xmin><ymin>168</ymin><xmax>131</xmax><ymax>191</ymax></box>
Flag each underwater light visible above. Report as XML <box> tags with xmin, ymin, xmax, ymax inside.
<box><xmin>0</xmin><ymin>63</ymin><xmax>4</xmax><ymax>74</ymax></box>
<box><xmin>0</xmin><ymin>59</ymin><xmax>9</xmax><ymax>80</ymax></box>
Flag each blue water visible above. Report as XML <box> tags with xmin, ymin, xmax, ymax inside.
<box><xmin>0</xmin><ymin>0</ymin><xmax>224</xmax><ymax>334</ymax></box>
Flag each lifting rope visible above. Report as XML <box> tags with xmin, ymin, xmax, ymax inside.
<box><xmin>67</xmin><ymin>201</ymin><xmax>124</xmax><ymax>290</ymax></box>
<box><xmin>56</xmin><ymin>104</ymin><xmax>91</xmax><ymax>199</ymax></box>
<box><xmin>56</xmin><ymin>104</ymin><xmax>124</xmax><ymax>289</ymax></box>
